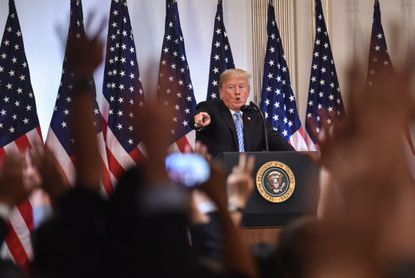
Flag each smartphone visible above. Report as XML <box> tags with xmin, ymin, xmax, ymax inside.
<box><xmin>165</xmin><ymin>153</ymin><xmax>210</xmax><ymax>187</ymax></box>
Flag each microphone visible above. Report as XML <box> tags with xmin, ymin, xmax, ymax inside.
<box><xmin>241</xmin><ymin>101</ymin><xmax>260</xmax><ymax>113</ymax></box>
<box><xmin>240</xmin><ymin>101</ymin><xmax>269</xmax><ymax>152</ymax></box>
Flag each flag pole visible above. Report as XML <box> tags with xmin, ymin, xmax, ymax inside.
<box><xmin>402</xmin><ymin>0</ymin><xmax>411</xmax><ymax>48</ymax></box>
<box><xmin>349</xmin><ymin>0</ymin><xmax>362</xmax><ymax>62</ymax></box>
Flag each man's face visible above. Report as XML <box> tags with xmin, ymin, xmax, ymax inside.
<box><xmin>219</xmin><ymin>76</ymin><xmax>250</xmax><ymax>111</ymax></box>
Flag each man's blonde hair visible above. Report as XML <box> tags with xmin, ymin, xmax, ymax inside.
<box><xmin>219</xmin><ymin>68</ymin><xmax>251</xmax><ymax>89</ymax></box>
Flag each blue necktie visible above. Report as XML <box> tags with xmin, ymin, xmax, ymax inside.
<box><xmin>234</xmin><ymin>112</ymin><xmax>244</xmax><ymax>152</ymax></box>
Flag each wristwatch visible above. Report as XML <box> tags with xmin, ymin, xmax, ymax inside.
<box><xmin>228</xmin><ymin>203</ymin><xmax>244</xmax><ymax>213</ymax></box>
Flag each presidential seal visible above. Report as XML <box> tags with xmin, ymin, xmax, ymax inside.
<box><xmin>256</xmin><ymin>161</ymin><xmax>295</xmax><ymax>203</ymax></box>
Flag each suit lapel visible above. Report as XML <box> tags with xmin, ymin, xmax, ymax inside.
<box><xmin>243</xmin><ymin>112</ymin><xmax>256</xmax><ymax>151</ymax></box>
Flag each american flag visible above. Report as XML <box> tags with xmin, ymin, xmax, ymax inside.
<box><xmin>45</xmin><ymin>0</ymin><xmax>112</xmax><ymax>195</ymax></box>
<box><xmin>367</xmin><ymin>0</ymin><xmax>393</xmax><ymax>85</ymax></box>
<box><xmin>101</xmin><ymin>0</ymin><xmax>145</xmax><ymax>183</ymax></box>
<box><xmin>0</xmin><ymin>0</ymin><xmax>43</xmax><ymax>266</ymax></box>
<box><xmin>305</xmin><ymin>0</ymin><xmax>345</xmax><ymax>144</ymax></box>
<box><xmin>157</xmin><ymin>0</ymin><xmax>196</xmax><ymax>151</ymax></box>
<box><xmin>206</xmin><ymin>0</ymin><xmax>235</xmax><ymax>100</ymax></box>
<box><xmin>367</xmin><ymin>0</ymin><xmax>415</xmax><ymax>155</ymax></box>
<box><xmin>260</xmin><ymin>1</ymin><xmax>308</xmax><ymax>151</ymax></box>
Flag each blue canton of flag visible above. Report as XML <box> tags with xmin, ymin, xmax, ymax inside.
<box><xmin>0</xmin><ymin>0</ymin><xmax>44</xmax><ymax>267</ymax></box>
<box><xmin>367</xmin><ymin>0</ymin><xmax>393</xmax><ymax>86</ymax></box>
<box><xmin>157</xmin><ymin>0</ymin><xmax>196</xmax><ymax>151</ymax></box>
<box><xmin>0</xmin><ymin>0</ymin><xmax>41</xmax><ymax>149</ymax></box>
<box><xmin>260</xmin><ymin>1</ymin><xmax>308</xmax><ymax>151</ymax></box>
<box><xmin>305</xmin><ymin>0</ymin><xmax>345</xmax><ymax>143</ymax></box>
<box><xmin>46</xmin><ymin>0</ymin><xmax>109</xmax><ymax>191</ymax></box>
<box><xmin>102</xmin><ymin>0</ymin><xmax>145</xmax><ymax>180</ymax></box>
<box><xmin>206</xmin><ymin>0</ymin><xmax>235</xmax><ymax>100</ymax></box>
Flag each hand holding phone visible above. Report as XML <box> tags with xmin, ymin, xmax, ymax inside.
<box><xmin>165</xmin><ymin>153</ymin><xmax>210</xmax><ymax>187</ymax></box>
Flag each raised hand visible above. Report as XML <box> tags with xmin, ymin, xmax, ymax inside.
<box><xmin>0</xmin><ymin>153</ymin><xmax>32</xmax><ymax>207</ymax></box>
<box><xmin>30</xmin><ymin>143</ymin><xmax>68</xmax><ymax>204</ymax></box>
<box><xmin>65</xmin><ymin>19</ymin><xmax>105</xmax><ymax>77</ymax></box>
<box><xmin>134</xmin><ymin>101</ymin><xmax>175</xmax><ymax>185</ymax></box>
<box><xmin>227</xmin><ymin>153</ymin><xmax>255</xmax><ymax>211</ymax></box>
<box><xmin>65</xmin><ymin>18</ymin><xmax>106</xmax><ymax>191</ymax></box>
<box><xmin>193</xmin><ymin>112</ymin><xmax>211</xmax><ymax>128</ymax></box>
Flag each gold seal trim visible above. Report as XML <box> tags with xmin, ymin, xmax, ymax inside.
<box><xmin>256</xmin><ymin>161</ymin><xmax>295</xmax><ymax>203</ymax></box>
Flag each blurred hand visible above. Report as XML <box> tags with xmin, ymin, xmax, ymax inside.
<box><xmin>308</xmin><ymin>60</ymin><xmax>415</xmax><ymax>272</ymax></box>
<box><xmin>30</xmin><ymin>143</ymin><xmax>68</xmax><ymax>203</ymax></box>
<box><xmin>191</xmin><ymin>140</ymin><xmax>212</xmax><ymax>161</ymax></box>
<box><xmin>194</xmin><ymin>112</ymin><xmax>211</xmax><ymax>128</ymax></box>
<box><xmin>199</xmin><ymin>161</ymin><xmax>228</xmax><ymax>212</ymax></box>
<box><xmin>227</xmin><ymin>153</ymin><xmax>255</xmax><ymax>209</ymax></box>
<box><xmin>0</xmin><ymin>153</ymin><xmax>32</xmax><ymax>207</ymax></box>
<box><xmin>65</xmin><ymin>20</ymin><xmax>105</xmax><ymax>77</ymax></box>
<box><xmin>135</xmin><ymin>102</ymin><xmax>175</xmax><ymax>185</ymax></box>
<box><xmin>64</xmin><ymin>18</ymin><xmax>105</xmax><ymax>191</ymax></box>
<box><xmin>309</xmin><ymin>65</ymin><xmax>413</xmax><ymax>192</ymax></box>
<box><xmin>189</xmin><ymin>190</ymin><xmax>211</xmax><ymax>224</ymax></box>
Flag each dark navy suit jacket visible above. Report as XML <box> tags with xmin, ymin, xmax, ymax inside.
<box><xmin>194</xmin><ymin>100</ymin><xmax>294</xmax><ymax>157</ymax></box>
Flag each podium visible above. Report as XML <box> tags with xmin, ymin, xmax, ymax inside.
<box><xmin>217</xmin><ymin>151</ymin><xmax>320</xmax><ymax>227</ymax></box>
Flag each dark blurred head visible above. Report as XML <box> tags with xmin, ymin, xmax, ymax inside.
<box><xmin>0</xmin><ymin>260</ymin><xmax>27</xmax><ymax>278</ymax></box>
<box><xmin>30</xmin><ymin>185</ymin><xmax>107</xmax><ymax>277</ymax></box>
<box><xmin>275</xmin><ymin>217</ymin><xmax>322</xmax><ymax>278</ymax></box>
<box><xmin>251</xmin><ymin>242</ymin><xmax>281</xmax><ymax>278</ymax></box>
<box><xmin>108</xmin><ymin>165</ymin><xmax>192</xmax><ymax>277</ymax></box>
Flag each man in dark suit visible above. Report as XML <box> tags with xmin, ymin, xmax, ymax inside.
<box><xmin>193</xmin><ymin>68</ymin><xmax>294</xmax><ymax>157</ymax></box>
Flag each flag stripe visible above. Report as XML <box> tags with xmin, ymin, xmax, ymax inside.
<box><xmin>288</xmin><ymin>128</ymin><xmax>309</xmax><ymax>151</ymax></box>
<box><xmin>5</xmin><ymin>224</ymin><xmax>29</xmax><ymax>266</ymax></box>
<box><xmin>14</xmin><ymin>133</ymin><xmax>30</xmax><ymax>152</ymax></box>
<box><xmin>105</xmin><ymin>126</ymin><xmax>136</xmax><ymax>169</ymax></box>
<box><xmin>15</xmin><ymin>201</ymin><xmax>33</xmax><ymax>234</ymax></box>
<box><xmin>97</xmin><ymin>132</ymin><xmax>113</xmax><ymax>196</ymax></box>
<box><xmin>46</xmin><ymin>130</ymin><xmax>76</xmax><ymax>185</ymax></box>
<box><xmin>106</xmin><ymin>145</ymin><xmax>127</xmax><ymax>179</ymax></box>
<box><xmin>104</xmin><ymin>126</ymin><xmax>145</xmax><ymax>179</ymax></box>
<box><xmin>1</xmin><ymin>244</ymin><xmax>12</xmax><ymax>261</ymax></box>
<box><xmin>175</xmin><ymin>132</ymin><xmax>193</xmax><ymax>152</ymax></box>
<box><xmin>0</xmin><ymin>148</ymin><xmax>5</xmax><ymax>158</ymax></box>
<box><xmin>99</xmin><ymin>157</ymin><xmax>113</xmax><ymax>196</ymax></box>
<box><xmin>6</xmin><ymin>203</ymin><xmax>35</xmax><ymax>266</ymax></box>
<box><xmin>129</xmin><ymin>145</ymin><xmax>146</xmax><ymax>164</ymax></box>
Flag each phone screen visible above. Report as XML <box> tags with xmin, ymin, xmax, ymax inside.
<box><xmin>165</xmin><ymin>153</ymin><xmax>210</xmax><ymax>187</ymax></box>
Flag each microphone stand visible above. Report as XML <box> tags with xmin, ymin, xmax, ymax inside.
<box><xmin>259</xmin><ymin>109</ymin><xmax>269</xmax><ymax>152</ymax></box>
<box><xmin>243</xmin><ymin>102</ymin><xmax>269</xmax><ymax>152</ymax></box>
